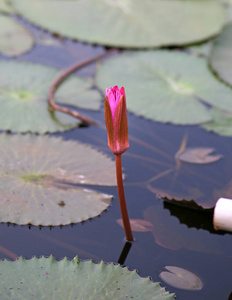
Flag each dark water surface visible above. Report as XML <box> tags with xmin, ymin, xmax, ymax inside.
<box><xmin>0</xmin><ymin>21</ymin><xmax>232</xmax><ymax>300</ymax></box>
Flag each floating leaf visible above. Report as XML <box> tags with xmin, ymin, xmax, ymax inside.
<box><xmin>0</xmin><ymin>134</ymin><xmax>116</xmax><ymax>225</ymax></box>
<box><xmin>0</xmin><ymin>15</ymin><xmax>34</xmax><ymax>56</ymax></box>
<box><xmin>159</xmin><ymin>266</ymin><xmax>202</xmax><ymax>291</ymax></box>
<box><xmin>96</xmin><ymin>50</ymin><xmax>232</xmax><ymax>125</ymax></box>
<box><xmin>209</xmin><ymin>23</ymin><xmax>232</xmax><ymax>86</ymax></box>
<box><xmin>202</xmin><ymin>108</ymin><xmax>232</xmax><ymax>136</ymax></box>
<box><xmin>0</xmin><ymin>0</ymin><xmax>14</xmax><ymax>13</ymax></box>
<box><xmin>188</xmin><ymin>41</ymin><xmax>213</xmax><ymax>58</ymax></box>
<box><xmin>176</xmin><ymin>147</ymin><xmax>222</xmax><ymax>164</ymax></box>
<box><xmin>0</xmin><ymin>60</ymin><xmax>101</xmax><ymax>133</ymax></box>
<box><xmin>220</xmin><ymin>0</ymin><xmax>232</xmax><ymax>23</ymax></box>
<box><xmin>10</xmin><ymin>0</ymin><xmax>225</xmax><ymax>48</ymax></box>
<box><xmin>0</xmin><ymin>256</ymin><xmax>174</xmax><ymax>300</ymax></box>
<box><xmin>117</xmin><ymin>219</ymin><xmax>153</xmax><ymax>232</ymax></box>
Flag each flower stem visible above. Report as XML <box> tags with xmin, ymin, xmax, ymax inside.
<box><xmin>115</xmin><ymin>154</ymin><xmax>134</xmax><ymax>241</ymax></box>
<box><xmin>48</xmin><ymin>48</ymin><xmax>118</xmax><ymax>125</ymax></box>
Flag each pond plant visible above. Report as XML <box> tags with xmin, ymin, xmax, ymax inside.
<box><xmin>0</xmin><ymin>0</ymin><xmax>231</xmax><ymax>299</ymax></box>
<box><xmin>105</xmin><ymin>86</ymin><xmax>134</xmax><ymax>242</ymax></box>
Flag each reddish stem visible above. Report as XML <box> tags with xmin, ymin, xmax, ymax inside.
<box><xmin>115</xmin><ymin>154</ymin><xmax>134</xmax><ymax>241</ymax></box>
<box><xmin>48</xmin><ymin>48</ymin><xmax>117</xmax><ymax>125</ymax></box>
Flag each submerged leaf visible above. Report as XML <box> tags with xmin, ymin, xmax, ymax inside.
<box><xmin>0</xmin><ymin>15</ymin><xmax>34</xmax><ymax>56</ymax></box>
<box><xmin>209</xmin><ymin>22</ymin><xmax>232</xmax><ymax>86</ymax></box>
<box><xmin>0</xmin><ymin>134</ymin><xmax>116</xmax><ymax>225</ymax></box>
<box><xmin>144</xmin><ymin>205</ymin><xmax>223</xmax><ymax>253</ymax></box>
<box><xmin>176</xmin><ymin>147</ymin><xmax>222</xmax><ymax>164</ymax></box>
<box><xmin>159</xmin><ymin>266</ymin><xmax>202</xmax><ymax>291</ymax></box>
<box><xmin>0</xmin><ymin>256</ymin><xmax>174</xmax><ymax>300</ymax></box>
<box><xmin>0</xmin><ymin>60</ymin><xmax>101</xmax><ymax>133</ymax></box>
<box><xmin>117</xmin><ymin>219</ymin><xmax>153</xmax><ymax>232</ymax></box>
<box><xmin>96</xmin><ymin>51</ymin><xmax>232</xmax><ymax>125</ymax></box>
<box><xmin>10</xmin><ymin>0</ymin><xmax>224</xmax><ymax>48</ymax></box>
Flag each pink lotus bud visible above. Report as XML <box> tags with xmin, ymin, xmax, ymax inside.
<box><xmin>105</xmin><ymin>86</ymin><xmax>129</xmax><ymax>155</ymax></box>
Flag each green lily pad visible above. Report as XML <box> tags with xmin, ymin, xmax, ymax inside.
<box><xmin>0</xmin><ymin>256</ymin><xmax>174</xmax><ymax>300</ymax></box>
<box><xmin>10</xmin><ymin>0</ymin><xmax>225</xmax><ymax>48</ymax></box>
<box><xmin>159</xmin><ymin>266</ymin><xmax>202</xmax><ymax>291</ymax></box>
<box><xmin>188</xmin><ymin>41</ymin><xmax>213</xmax><ymax>58</ymax></box>
<box><xmin>0</xmin><ymin>15</ymin><xmax>34</xmax><ymax>56</ymax></box>
<box><xmin>201</xmin><ymin>108</ymin><xmax>232</xmax><ymax>136</ymax></box>
<box><xmin>219</xmin><ymin>0</ymin><xmax>232</xmax><ymax>23</ymax></box>
<box><xmin>0</xmin><ymin>134</ymin><xmax>116</xmax><ymax>225</ymax></box>
<box><xmin>0</xmin><ymin>60</ymin><xmax>101</xmax><ymax>133</ymax></box>
<box><xmin>209</xmin><ymin>23</ymin><xmax>232</xmax><ymax>86</ymax></box>
<box><xmin>0</xmin><ymin>0</ymin><xmax>14</xmax><ymax>13</ymax></box>
<box><xmin>96</xmin><ymin>50</ymin><xmax>232</xmax><ymax>125</ymax></box>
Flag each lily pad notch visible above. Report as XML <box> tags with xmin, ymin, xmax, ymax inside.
<box><xmin>0</xmin><ymin>256</ymin><xmax>175</xmax><ymax>300</ymax></box>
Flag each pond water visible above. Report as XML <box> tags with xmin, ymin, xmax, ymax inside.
<box><xmin>1</xmin><ymin>21</ymin><xmax>232</xmax><ymax>300</ymax></box>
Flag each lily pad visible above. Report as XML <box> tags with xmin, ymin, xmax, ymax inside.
<box><xmin>175</xmin><ymin>147</ymin><xmax>222</xmax><ymax>164</ymax></box>
<box><xmin>201</xmin><ymin>108</ymin><xmax>232</xmax><ymax>136</ymax></box>
<box><xmin>0</xmin><ymin>0</ymin><xmax>14</xmax><ymax>13</ymax></box>
<box><xmin>209</xmin><ymin>23</ymin><xmax>232</xmax><ymax>86</ymax></box>
<box><xmin>96</xmin><ymin>50</ymin><xmax>232</xmax><ymax>125</ymax></box>
<box><xmin>0</xmin><ymin>256</ymin><xmax>174</xmax><ymax>300</ymax></box>
<box><xmin>188</xmin><ymin>41</ymin><xmax>213</xmax><ymax>58</ymax></box>
<box><xmin>10</xmin><ymin>0</ymin><xmax>225</xmax><ymax>48</ymax></box>
<box><xmin>159</xmin><ymin>266</ymin><xmax>202</xmax><ymax>291</ymax></box>
<box><xmin>0</xmin><ymin>14</ymin><xmax>34</xmax><ymax>56</ymax></box>
<box><xmin>0</xmin><ymin>134</ymin><xmax>116</xmax><ymax>225</ymax></box>
<box><xmin>0</xmin><ymin>60</ymin><xmax>101</xmax><ymax>133</ymax></box>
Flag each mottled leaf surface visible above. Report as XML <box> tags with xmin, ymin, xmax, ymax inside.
<box><xmin>0</xmin><ymin>15</ymin><xmax>33</xmax><ymax>56</ymax></box>
<box><xmin>10</xmin><ymin>0</ymin><xmax>224</xmax><ymax>48</ymax></box>
<box><xmin>96</xmin><ymin>51</ymin><xmax>232</xmax><ymax>125</ymax></box>
<box><xmin>202</xmin><ymin>108</ymin><xmax>232</xmax><ymax>136</ymax></box>
<box><xmin>0</xmin><ymin>134</ymin><xmax>116</xmax><ymax>225</ymax></box>
<box><xmin>0</xmin><ymin>60</ymin><xmax>101</xmax><ymax>133</ymax></box>
<box><xmin>209</xmin><ymin>23</ymin><xmax>232</xmax><ymax>86</ymax></box>
<box><xmin>0</xmin><ymin>256</ymin><xmax>174</xmax><ymax>300</ymax></box>
<box><xmin>0</xmin><ymin>0</ymin><xmax>14</xmax><ymax>13</ymax></box>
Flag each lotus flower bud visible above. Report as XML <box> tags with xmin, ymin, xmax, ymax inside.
<box><xmin>105</xmin><ymin>86</ymin><xmax>129</xmax><ymax>155</ymax></box>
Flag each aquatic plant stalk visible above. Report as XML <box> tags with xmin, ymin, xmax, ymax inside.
<box><xmin>105</xmin><ymin>86</ymin><xmax>134</xmax><ymax>241</ymax></box>
<box><xmin>48</xmin><ymin>48</ymin><xmax>117</xmax><ymax>125</ymax></box>
<box><xmin>115</xmin><ymin>154</ymin><xmax>134</xmax><ymax>241</ymax></box>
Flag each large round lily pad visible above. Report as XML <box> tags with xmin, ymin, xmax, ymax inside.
<box><xmin>96</xmin><ymin>50</ymin><xmax>232</xmax><ymax>125</ymax></box>
<box><xmin>0</xmin><ymin>134</ymin><xmax>116</xmax><ymax>225</ymax></box>
<box><xmin>209</xmin><ymin>22</ymin><xmax>232</xmax><ymax>86</ymax></box>
<box><xmin>0</xmin><ymin>15</ymin><xmax>34</xmax><ymax>56</ymax></box>
<box><xmin>0</xmin><ymin>256</ymin><xmax>174</xmax><ymax>300</ymax></box>
<box><xmin>0</xmin><ymin>60</ymin><xmax>101</xmax><ymax>133</ymax></box>
<box><xmin>10</xmin><ymin>0</ymin><xmax>225</xmax><ymax>48</ymax></box>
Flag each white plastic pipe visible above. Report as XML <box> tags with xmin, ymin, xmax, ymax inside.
<box><xmin>213</xmin><ymin>198</ymin><xmax>232</xmax><ymax>231</ymax></box>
